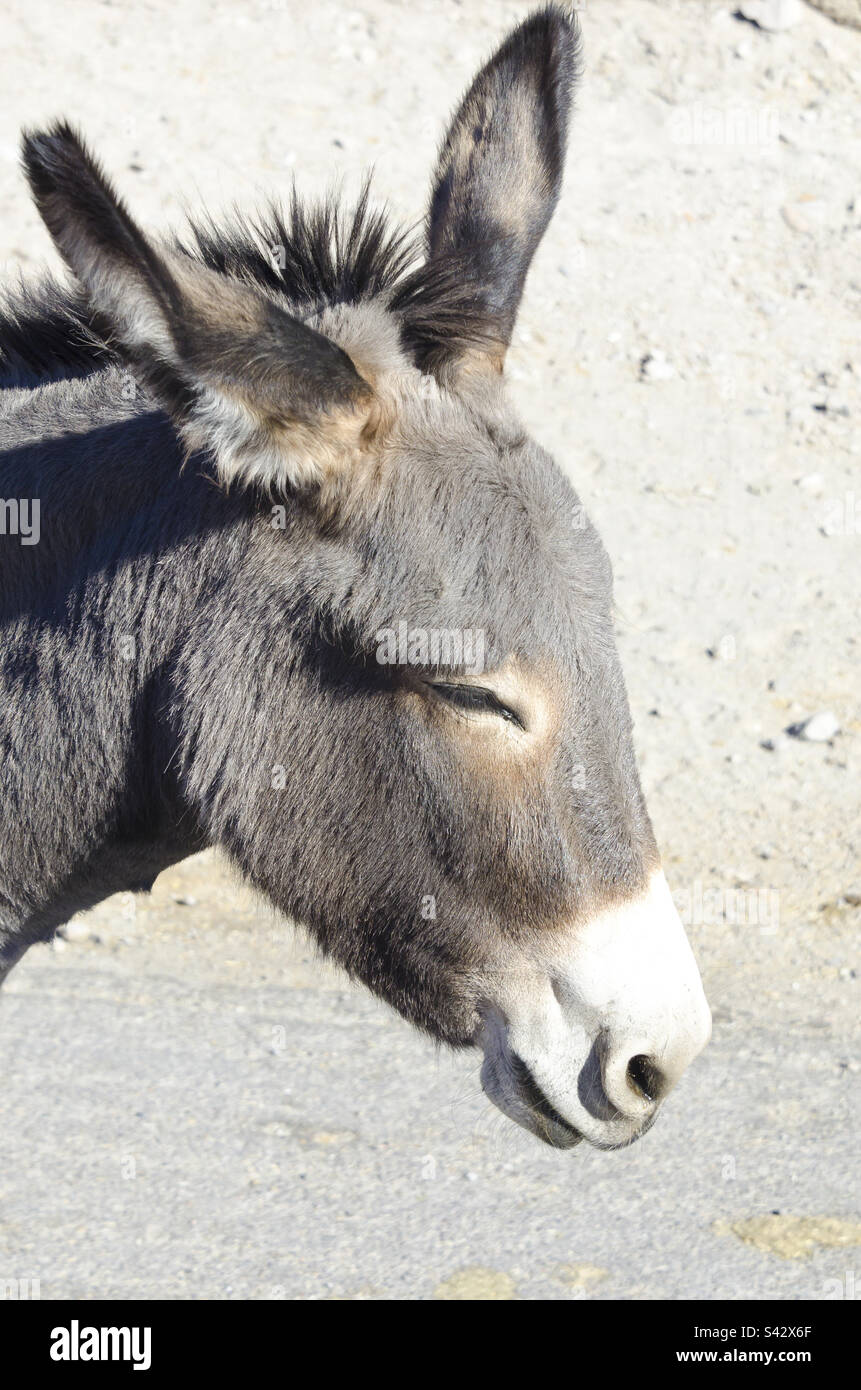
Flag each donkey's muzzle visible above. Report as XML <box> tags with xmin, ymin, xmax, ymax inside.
<box><xmin>477</xmin><ymin>868</ymin><xmax>712</xmax><ymax>1150</ymax></box>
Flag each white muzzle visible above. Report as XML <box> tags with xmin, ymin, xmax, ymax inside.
<box><xmin>479</xmin><ymin>869</ymin><xmax>712</xmax><ymax>1149</ymax></box>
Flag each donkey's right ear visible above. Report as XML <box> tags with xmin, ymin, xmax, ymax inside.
<box><xmin>21</xmin><ymin>122</ymin><xmax>376</xmax><ymax>492</ymax></box>
<box><xmin>426</xmin><ymin>4</ymin><xmax>580</xmax><ymax>373</ymax></box>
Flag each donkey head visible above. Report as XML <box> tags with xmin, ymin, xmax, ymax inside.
<box><xmin>23</xmin><ymin>5</ymin><xmax>710</xmax><ymax>1150</ymax></box>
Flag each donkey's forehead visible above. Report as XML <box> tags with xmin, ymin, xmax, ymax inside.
<box><xmin>288</xmin><ymin>300</ymin><xmax>616</xmax><ymax>660</ymax></box>
<box><xmin>306</xmin><ymin>422</ymin><xmax>611</xmax><ymax>674</ymax></box>
<box><xmin>311</xmin><ymin>299</ymin><xmax>413</xmax><ymax>385</ymax></box>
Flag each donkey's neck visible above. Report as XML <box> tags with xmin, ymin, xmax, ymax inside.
<box><xmin>0</xmin><ymin>371</ymin><xmax>257</xmax><ymax>643</ymax></box>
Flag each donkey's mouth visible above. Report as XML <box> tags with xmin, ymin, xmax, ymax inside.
<box><xmin>507</xmin><ymin>1052</ymin><xmax>585</xmax><ymax>1149</ymax></box>
<box><xmin>480</xmin><ymin>1046</ymin><xmax>584</xmax><ymax>1150</ymax></box>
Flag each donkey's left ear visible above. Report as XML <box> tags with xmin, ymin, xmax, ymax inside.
<box><xmin>426</xmin><ymin>4</ymin><xmax>580</xmax><ymax>372</ymax></box>
<box><xmin>21</xmin><ymin>121</ymin><xmax>376</xmax><ymax>492</ymax></box>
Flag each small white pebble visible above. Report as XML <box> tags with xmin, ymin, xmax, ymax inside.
<box><xmin>796</xmin><ymin>472</ymin><xmax>824</xmax><ymax>496</ymax></box>
<box><xmin>640</xmin><ymin>351</ymin><xmax>675</xmax><ymax>382</ymax></box>
<box><xmin>737</xmin><ymin>0</ymin><xmax>803</xmax><ymax>32</ymax></box>
<box><xmin>786</xmin><ymin>711</ymin><xmax>841</xmax><ymax>742</ymax></box>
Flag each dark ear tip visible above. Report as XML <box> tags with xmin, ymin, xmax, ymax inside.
<box><xmin>528</xmin><ymin>4</ymin><xmax>584</xmax><ymax>60</ymax></box>
<box><xmin>21</xmin><ymin>119</ymin><xmax>89</xmax><ymax>195</ymax></box>
<box><xmin>495</xmin><ymin>6</ymin><xmax>583</xmax><ymax>109</ymax></box>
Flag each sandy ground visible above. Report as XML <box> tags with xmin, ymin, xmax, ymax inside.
<box><xmin>0</xmin><ymin>0</ymin><xmax>859</xmax><ymax>1300</ymax></box>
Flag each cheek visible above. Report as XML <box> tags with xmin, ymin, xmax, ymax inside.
<box><xmin>440</xmin><ymin>762</ymin><xmax>571</xmax><ymax>923</ymax></box>
<box><xmin>396</xmin><ymin>692</ymin><xmax>570</xmax><ymax>918</ymax></box>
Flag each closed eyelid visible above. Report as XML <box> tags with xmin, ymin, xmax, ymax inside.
<box><xmin>407</xmin><ymin>659</ymin><xmax>558</xmax><ymax>760</ymax></box>
<box><xmin>420</xmin><ymin>678</ymin><xmax>528</xmax><ymax>733</ymax></box>
<box><xmin>426</xmin><ymin>680</ymin><xmax>527</xmax><ymax>730</ymax></box>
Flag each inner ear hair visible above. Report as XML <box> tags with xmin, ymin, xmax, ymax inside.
<box><xmin>21</xmin><ymin>120</ymin><xmax>378</xmax><ymax>492</ymax></box>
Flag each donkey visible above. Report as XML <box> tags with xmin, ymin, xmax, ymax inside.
<box><xmin>0</xmin><ymin>5</ymin><xmax>710</xmax><ymax>1150</ymax></box>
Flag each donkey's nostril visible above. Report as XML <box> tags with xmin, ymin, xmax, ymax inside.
<box><xmin>626</xmin><ymin>1054</ymin><xmax>665</xmax><ymax>1105</ymax></box>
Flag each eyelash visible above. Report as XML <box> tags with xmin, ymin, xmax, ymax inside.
<box><xmin>430</xmin><ymin>682</ymin><xmax>526</xmax><ymax>730</ymax></box>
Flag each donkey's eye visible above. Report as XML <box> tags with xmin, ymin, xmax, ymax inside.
<box><xmin>429</xmin><ymin>682</ymin><xmax>526</xmax><ymax>730</ymax></box>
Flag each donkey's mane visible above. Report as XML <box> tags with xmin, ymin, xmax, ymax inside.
<box><xmin>0</xmin><ymin>180</ymin><xmax>494</xmax><ymax>389</ymax></box>
<box><xmin>0</xmin><ymin>276</ymin><xmax>101</xmax><ymax>387</ymax></box>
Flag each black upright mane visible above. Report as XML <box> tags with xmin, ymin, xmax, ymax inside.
<box><xmin>0</xmin><ymin>180</ymin><xmax>493</xmax><ymax>388</ymax></box>
<box><xmin>0</xmin><ymin>276</ymin><xmax>103</xmax><ymax>387</ymax></box>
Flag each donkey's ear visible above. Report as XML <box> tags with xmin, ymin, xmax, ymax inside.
<box><xmin>427</xmin><ymin>5</ymin><xmax>580</xmax><ymax>371</ymax></box>
<box><xmin>21</xmin><ymin>121</ymin><xmax>375</xmax><ymax>491</ymax></box>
